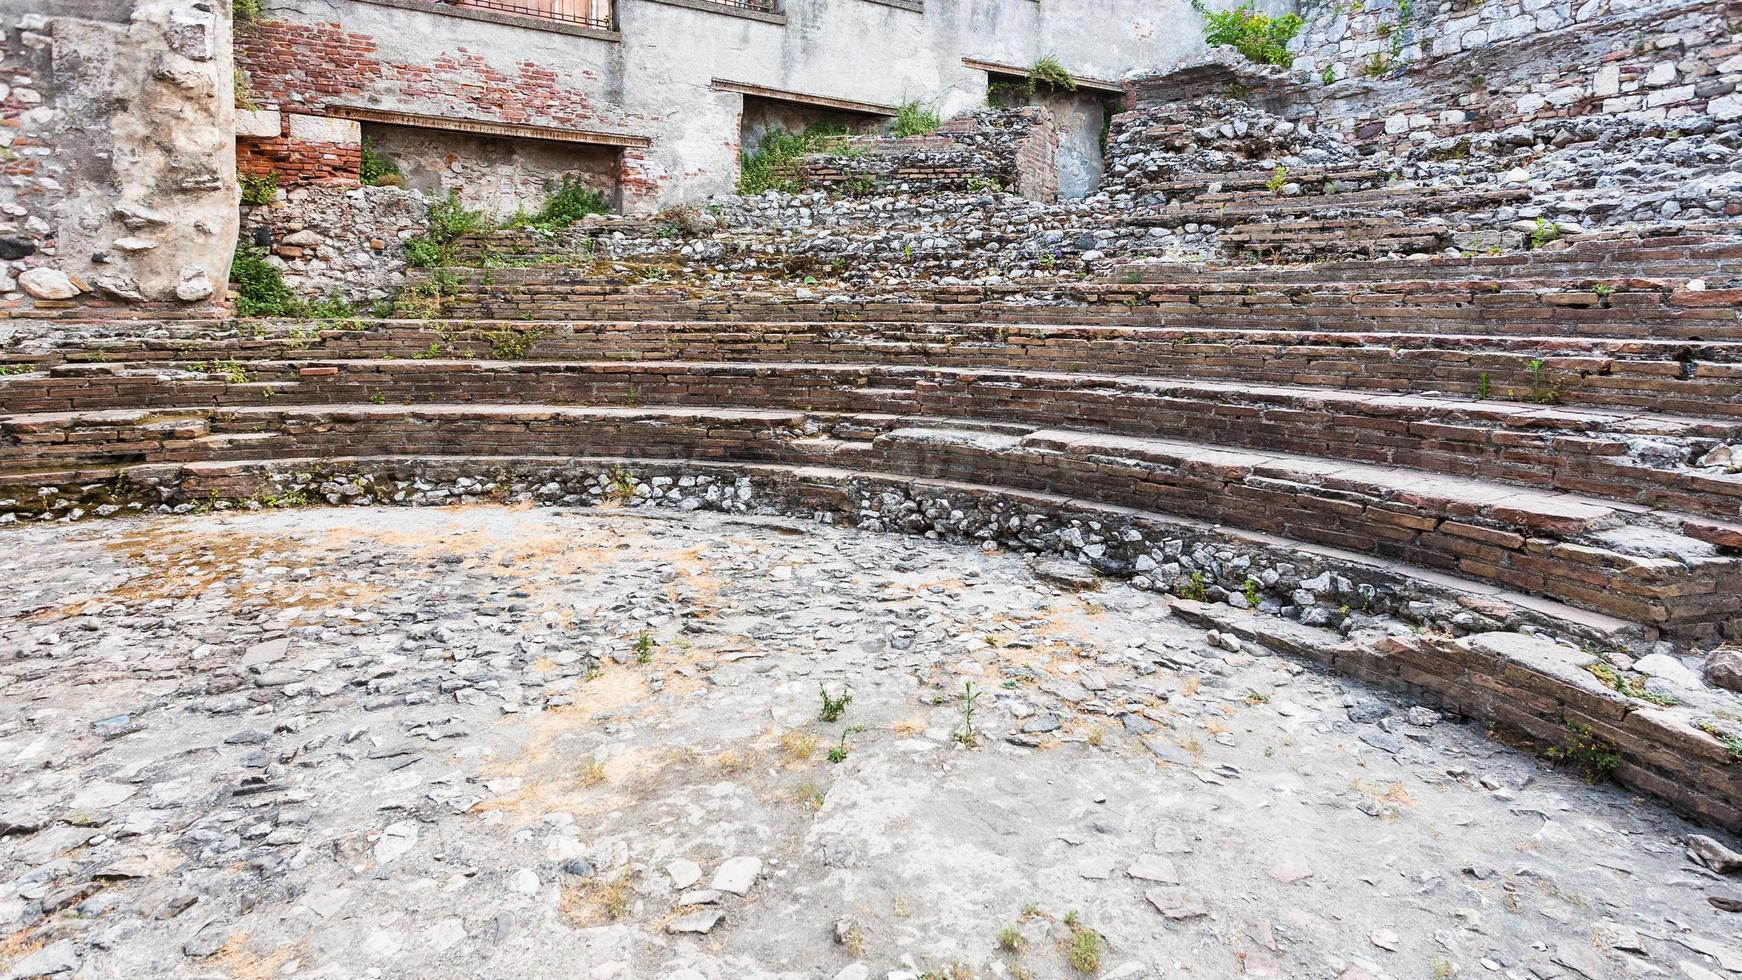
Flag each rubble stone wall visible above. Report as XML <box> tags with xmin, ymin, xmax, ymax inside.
<box><xmin>238</xmin><ymin>184</ymin><xmax>429</xmax><ymax>303</ymax></box>
<box><xmin>794</xmin><ymin>108</ymin><xmax>1060</xmax><ymax>202</ymax></box>
<box><xmin>1209</xmin><ymin>0</ymin><xmax>1742</xmax><ymax>150</ymax></box>
<box><xmin>0</xmin><ymin>0</ymin><xmax>237</xmax><ymax>319</ymax></box>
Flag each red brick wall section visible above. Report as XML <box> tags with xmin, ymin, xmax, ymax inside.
<box><xmin>235</xmin><ymin>18</ymin><xmax>660</xmax><ymax>194</ymax></box>
<box><xmin>237</xmin><ymin>136</ymin><xmax>362</xmax><ymax>185</ymax></box>
<box><xmin>235</xmin><ymin>19</ymin><xmax>648</xmax><ymax>135</ymax></box>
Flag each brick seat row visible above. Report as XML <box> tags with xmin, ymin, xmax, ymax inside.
<box><xmin>3</xmin><ymin>358</ymin><xmax>1737</xmax><ymax>519</ymax></box>
<box><xmin>412</xmin><ymin>270</ymin><xmax>1741</xmax><ymax>342</ymax></box>
<box><xmin>3</xmin><ymin>403</ymin><xmax>1737</xmax><ymax>640</ymax></box>
<box><xmin>10</xmin><ymin>320</ymin><xmax>1738</xmax><ymax>418</ymax></box>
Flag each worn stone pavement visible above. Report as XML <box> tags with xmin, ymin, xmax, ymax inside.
<box><xmin>1</xmin><ymin>505</ymin><xmax>1740</xmax><ymax>980</ymax></box>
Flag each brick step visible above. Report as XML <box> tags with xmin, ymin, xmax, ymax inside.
<box><xmin>1132</xmin><ymin>187</ymin><xmax>1532</xmax><ymax>228</ymax></box>
<box><xmin>3</xmin><ymin>358</ymin><xmax>1737</xmax><ymax>518</ymax></box>
<box><xmin>1219</xmin><ymin>219</ymin><xmax>1452</xmax><ymax>261</ymax></box>
<box><xmin>1117</xmin><ymin>233</ymin><xmax>1742</xmax><ymax>285</ymax></box>
<box><xmin>404</xmin><ymin>269</ymin><xmax>1741</xmax><ymax>341</ymax></box>
<box><xmin>3</xmin><ymin>403</ymin><xmax>1737</xmax><ymax>639</ymax></box>
<box><xmin>9</xmin><ymin>322</ymin><xmax>1742</xmax><ymax>418</ymax></box>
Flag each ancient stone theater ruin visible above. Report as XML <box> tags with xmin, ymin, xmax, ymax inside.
<box><xmin>4</xmin><ymin>0</ymin><xmax>1742</xmax><ymax>975</ymax></box>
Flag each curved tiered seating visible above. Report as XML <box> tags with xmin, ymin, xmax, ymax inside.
<box><xmin>6</xmin><ymin>246</ymin><xmax>1742</xmax><ymax>828</ymax></box>
<box><xmin>6</xmin><ymin>240</ymin><xmax>1742</xmax><ymax>644</ymax></box>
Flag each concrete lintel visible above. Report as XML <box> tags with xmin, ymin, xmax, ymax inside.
<box><xmin>235</xmin><ymin>108</ymin><xmax>283</xmax><ymax>139</ymax></box>
<box><xmin>857</xmin><ymin>0</ymin><xmax>923</xmax><ymax>11</ymax></box>
<box><xmin>961</xmin><ymin>56</ymin><xmax>1123</xmax><ymax>94</ymax></box>
<box><xmin>636</xmin><ymin>0</ymin><xmax>785</xmax><ymax>25</ymax></box>
<box><xmin>710</xmin><ymin>79</ymin><xmax>897</xmax><ymax>116</ymax></box>
<box><xmin>325</xmin><ymin>105</ymin><xmax>655</xmax><ymax>149</ymax></box>
<box><xmin>346</xmin><ymin>0</ymin><xmax>622</xmax><ymax>41</ymax></box>
<box><xmin>287</xmin><ymin>113</ymin><xmax>362</xmax><ymax>144</ymax></box>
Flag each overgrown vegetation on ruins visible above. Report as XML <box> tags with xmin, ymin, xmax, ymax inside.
<box><xmin>1189</xmin><ymin>0</ymin><xmax>1304</xmax><ymax>67</ymax></box>
<box><xmin>738</xmin><ymin>125</ymin><xmax>856</xmax><ymax>195</ymax></box>
<box><xmin>359</xmin><ymin>137</ymin><xmax>404</xmax><ymax>188</ymax></box>
<box><xmin>506</xmin><ymin>176</ymin><xmax>611</xmax><ymax>231</ymax></box>
<box><xmin>891</xmin><ymin>101</ymin><xmax>942</xmax><ymax>138</ymax></box>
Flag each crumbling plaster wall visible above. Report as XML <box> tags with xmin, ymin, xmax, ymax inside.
<box><xmin>238</xmin><ymin>0</ymin><xmax>1218</xmax><ymax>212</ymax></box>
<box><xmin>0</xmin><ymin>0</ymin><xmax>236</xmax><ymax>317</ymax></box>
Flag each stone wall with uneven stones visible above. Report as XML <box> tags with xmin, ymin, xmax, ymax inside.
<box><xmin>363</xmin><ymin>123</ymin><xmax>621</xmax><ymax>219</ymax></box>
<box><xmin>238</xmin><ymin>183</ymin><xmax>430</xmax><ymax>303</ymax></box>
<box><xmin>0</xmin><ymin>0</ymin><xmax>237</xmax><ymax>319</ymax></box>
<box><xmin>794</xmin><ymin>108</ymin><xmax>1061</xmax><ymax>203</ymax></box>
<box><xmin>1153</xmin><ymin>0</ymin><xmax>1742</xmax><ymax>153</ymax></box>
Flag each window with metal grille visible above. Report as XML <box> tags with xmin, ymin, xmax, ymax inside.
<box><xmin>439</xmin><ymin>0</ymin><xmax>614</xmax><ymax>29</ymax></box>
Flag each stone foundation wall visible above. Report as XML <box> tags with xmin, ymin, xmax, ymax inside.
<box><xmin>238</xmin><ymin>184</ymin><xmax>430</xmax><ymax>303</ymax></box>
<box><xmin>0</xmin><ymin>0</ymin><xmax>237</xmax><ymax>319</ymax></box>
<box><xmin>794</xmin><ymin>108</ymin><xmax>1061</xmax><ymax>202</ymax></box>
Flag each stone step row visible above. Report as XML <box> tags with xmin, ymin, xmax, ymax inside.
<box><xmin>1220</xmin><ymin>219</ymin><xmax>1451</xmax><ymax>262</ymax></box>
<box><xmin>3</xmin><ymin>403</ymin><xmax>1737</xmax><ymax>640</ymax></box>
<box><xmin>1118</xmin><ymin>234</ymin><xmax>1742</xmax><ymax>285</ymax></box>
<box><xmin>1134</xmin><ymin>187</ymin><xmax>1533</xmax><ymax>228</ymax></box>
<box><xmin>8</xmin><ymin>321</ymin><xmax>1741</xmax><ymax>418</ymax></box>
<box><xmin>3</xmin><ymin>359</ymin><xmax>1737</xmax><ymax>518</ymax></box>
<box><xmin>413</xmin><ymin>271</ymin><xmax>1740</xmax><ymax>341</ymax></box>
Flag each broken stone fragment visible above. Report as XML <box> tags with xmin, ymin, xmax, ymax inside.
<box><xmin>373</xmin><ymin>820</ymin><xmax>417</xmax><ymax>864</ymax></box>
<box><xmin>18</xmin><ymin>267</ymin><xmax>81</xmax><ymax>299</ymax></box>
<box><xmin>665</xmin><ymin>909</ymin><xmax>723</xmax><ymax>934</ymax></box>
<box><xmin>1688</xmin><ymin>834</ymin><xmax>1742</xmax><ymax>876</ymax></box>
<box><xmin>0</xmin><ymin>235</ymin><xmax>36</xmax><ymax>259</ymax></box>
<box><xmin>1145</xmin><ymin>886</ymin><xmax>1208</xmax><ymax>919</ymax></box>
<box><xmin>174</xmin><ymin>268</ymin><xmax>215</xmax><ymax>302</ymax></box>
<box><xmin>93</xmin><ymin>275</ymin><xmax>144</xmax><ymax>301</ymax></box>
<box><xmin>111</xmin><ymin>237</ymin><xmax>157</xmax><ymax>252</ymax></box>
<box><xmin>710</xmin><ymin>856</ymin><xmax>761</xmax><ymax>896</ymax></box>
<box><xmin>1706</xmin><ymin>647</ymin><xmax>1742</xmax><ymax>694</ymax></box>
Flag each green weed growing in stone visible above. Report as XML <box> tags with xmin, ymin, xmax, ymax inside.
<box><xmin>239</xmin><ymin>171</ymin><xmax>278</xmax><ymax>206</ymax></box>
<box><xmin>827</xmin><ymin>725</ymin><xmax>864</xmax><ymax>764</ymax></box>
<box><xmin>1063</xmin><ymin>915</ymin><xmax>1101</xmax><ymax>973</ymax></box>
<box><xmin>1180</xmin><ymin>571</ymin><xmax>1209</xmax><ymax>602</ymax></box>
<box><xmin>403</xmin><ymin>192</ymin><xmax>485</xmax><ymax>268</ymax></box>
<box><xmin>1029</xmin><ymin>55</ymin><xmax>1077</xmax><ymax>91</ymax></box>
<box><xmin>954</xmin><ymin>681</ymin><xmax>982</xmax><ymax>748</ymax></box>
<box><xmin>634</xmin><ymin>630</ymin><xmax>655</xmax><ymax>664</ymax></box>
<box><xmin>1546</xmin><ymin>721</ymin><xmax>1620</xmax><ymax>783</ymax></box>
<box><xmin>998</xmin><ymin>924</ymin><xmax>1026</xmax><ymax>954</ymax></box>
<box><xmin>892</xmin><ymin>101</ymin><xmax>942</xmax><ymax>138</ymax></box>
<box><xmin>1475</xmin><ymin>371</ymin><xmax>1491</xmax><ymax>400</ymax></box>
<box><xmin>1585</xmin><ymin>661</ymin><xmax>1677</xmax><ymax>706</ymax></box>
<box><xmin>1242</xmin><ymin>576</ymin><xmax>1261</xmax><ymax>607</ymax></box>
<box><xmin>1524</xmin><ymin>358</ymin><xmax>1558</xmax><ymax>404</ymax></box>
<box><xmin>482</xmin><ymin>326</ymin><xmax>544</xmax><ymax>360</ymax></box>
<box><xmin>1265</xmin><ymin>166</ymin><xmax>1288</xmax><ymax>193</ymax></box>
<box><xmin>512</xmin><ymin>176</ymin><xmax>610</xmax><ymax>231</ymax></box>
<box><xmin>738</xmin><ymin>125</ymin><xmax>855</xmax><ymax>195</ymax></box>
<box><xmin>359</xmin><ymin>136</ymin><xmax>403</xmax><ymax>188</ymax></box>
<box><xmin>1528</xmin><ymin>217</ymin><xmax>1561</xmax><ymax>250</ymax></box>
<box><xmin>818</xmin><ymin>683</ymin><xmax>853</xmax><ymax>722</ymax></box>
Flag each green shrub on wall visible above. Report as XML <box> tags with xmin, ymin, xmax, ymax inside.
<box><xmin>1190</xmin><ymin>0</ymin><xmax>1305</xmax><ymax>68</ymax></box>
<box><xmin>891</xmin><ymin>101</ymin><xmax>941</xmax><ymax>138</ymax></box>
<box><xmin>230</xmin><ymin>245</ymin><xmax>298</xmax><ymax>316</ymax></box>
<box><xmin>738</xmin><ymin>126</ymin><xmax>854</xmax><ymax>195</ymax></box>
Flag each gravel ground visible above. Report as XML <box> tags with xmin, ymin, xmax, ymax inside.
<box><xmin>1</xmin><ymin>505</ymin><xmax>1739</xmax><ymax>980</ymax></box>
